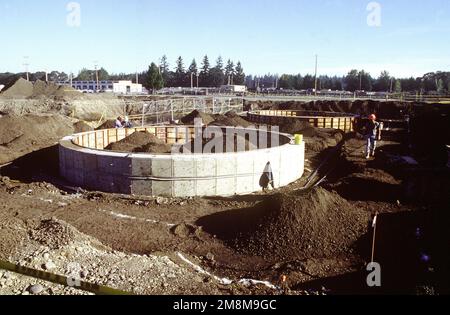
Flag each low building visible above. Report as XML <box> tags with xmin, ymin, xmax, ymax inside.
<box><xmin>220</xmin><ymin>85</ymin><xmax>247</xmax><ymax>93</ymax></box>
<box><xmin>57</xmin><ymin>80</ymin><xmax>113</xmax><ymax>92</ymax></box>
<box><xmin>56</xmin><ymin>80</ymin><xmax>143</xmax><ymax>94</ymax></box>
<box><xmin>113</xmin><ymin>80</ymin><xmax>143</xmax><ymax>94</ymax></box>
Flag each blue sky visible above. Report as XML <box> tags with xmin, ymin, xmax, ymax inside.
<box><xmin>1</xmin><ymin>0</ymin><xmax>449</xmax><ymax>77</ymax></box>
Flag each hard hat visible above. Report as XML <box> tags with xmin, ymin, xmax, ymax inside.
<box><xmin>369</xmin><ymin>114</ymin><xmax>377</xmax><ymax>120</ymax></box>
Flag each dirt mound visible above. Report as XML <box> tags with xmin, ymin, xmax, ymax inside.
<box><xmin>277</xmin><ymin>118</ymin><xmax>343</xmax><ymax>152</ymax></box>
<box><xmin>200</xmin><ymin>188</ymin><xmax>369</xmax><ymax>261</ymax></box>
<box><xmin>32</xmin><ymin>80</ymin><xmax>59</xmax><ymax>98</ymax></box>
<box><xmin>0</xmin><ymin>78</ymin><xmax>34</xmax><ymax>98</ymax></box>
<box><xmin>278</xmin><ymin>118</ymin><xmax>321</xmax><ymax>136</ymax></box>
<box><xmin>181</xmin><ymin>110</ymin><xmax>215</xmax><ymax>125</ymax></box>
<box><xmin>247</xmin><ymin>100</ymin><xmax>410</xmax><ymax>119</ymax></box>
<box><xmin>326</xmin><ymin>169</ymin><xmax>403</xmax><ymax>202</ymax></box>
<box><xmin>96</xmin><ymin>120</ymin><xmax>116</xmax><ymax>130</ymax></box>
<box><xmin>0</xmin><ymin>114</ymin><xmax>74</xmax><ymax>165</ymax></box>
<box><xmin>105</xmin><ymin>131</ymin><xmax>172</xmax><ymax>154</ymax></box>
<box><xmin>212</xmin><ymin>111</ymin><xmax>252</xmax><ymax>128</ymax></box>
<box><xmin>73</xmin><ymin>121</ymin><xmax>93</xmax><ymax>133</ymax></box>
<box><xmin>0</xmin><ymin>78</ymin><xmax>81</xmax><ymax>100</ymax></box>
<box><xmin>171</xmin><ymin>223</ymin><xmax>197</xmax><ymax>238</ymax></box>
<box><xmin>29</xmin><ymin>219</ymin><xmax>76</xmax><ymax>250</ymax></box>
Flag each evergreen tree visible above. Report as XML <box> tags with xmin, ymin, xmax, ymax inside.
<box><xmin>145</xmin><ymin>62</ymin><xmax>164</xmax><ymax>93</ymax></box>
<box><xmin>209</xmin><ymin>56</ymin><xmax>225</xmax><ymax>87</ymax></box>
<box><xmin>225</xmin><ymin>59</ymin><xmax>235</xmax><ymax>84</ymax></box>
<box><xmin>188</xmin><ymin>59</ymin><xmax>198</xmax><ymax>75</ymax></box>
<box><xmin>394</xmin><ymin>80</ymin><xmax>402</xmax><ymax>93</ymax></box>
<box><xmin>174</xmin><ymin>56</ymin><xmax>186</xmax><ymax>87</ymax></box>
<box><xmin>159</xmin><ymin>55</ymin><xmax>170</xmax><ymax>84</ymax></box>
<box><xmin>374</xmin><ymin>71</ymin><xmax>391</xmax><ymax>92</ymax></box>
<box><xmin>199</xmin><ymin>55</ymin><xmax>211</xmax><ymax>87</ymax></box>
<box><xmin>234</xmin><ymin>61</ymin><xmax>245</xmax><ymax>85</ymax></box>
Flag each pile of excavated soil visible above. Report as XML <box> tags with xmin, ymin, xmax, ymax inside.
<box><xmin>31</xmin><ymin>80</ymin><xmax>59</xmax><ymax>98</ymax></box>
<box><xmin>29</xmin><ymin>219</ymin><xmax>76</xmax><ymax>250</ymax></box>
<box><xmin>73</xmin><ymin>121</ymin><xmax>93</xmax><ymax>133</ymax></box>
<box><xmin>105</xmin><ymin>131</ymin><xmax>172</xmax><ymax>154</ymax></box>
<box><xmin>326</xmin><ymin>168</ymin><xmax>403</xmax><ymax>202</ymax></box>
<box><xmin>277</xmin><ymin>118</ymin><xmax>344</xmax><ymax>152</ymax></box>
<box><xmin>0</xmin><ymin>78</ymin><xmax>81</xmax><ymax>100</ymax></box>
<box><xmin>0</xmin><ymin>114</ymin><xmax>74</xmax><ymax>165</ymax></box>
<box><xmin>0</xmin><ymin>78</ymin><xmax>34</xmax><ymax>98</ymax></box>
<box><xmin>181</xmin><ymin>110</ymin><xmax>252</xmax><ymax>127</ymax></box>
<box><xmin>278</xmin><ymin>118</ymin><xmax>323</xmax><ymax>137</ymax></box>
<box><xmin>229</xmin><ymin>188</ymin><xmax>369</xmax><ymax>260</ymax></box>
<box><xmin>212</xmin><ymin>111</ymin><xmax>252</xmax><ymax>128</ymax></box>
<box><xmin>248</xmin><ymin>100</ymin><xmax>410</xmax><ymax>119</ymax></box>
<box><xmin>96</xmin><ymin>120</ymin><xmax>116</xmax><ymax>130</ymax></box>
<box><xmin>181</xmin><ymin>110</ymin><xmax>215</xmax><ymax>125</ymax></box>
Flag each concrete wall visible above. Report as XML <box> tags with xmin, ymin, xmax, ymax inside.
<box><xmin>59</xmin><ymin>127</ymin><xmax>305</xmax><ymax>198</ymax></box>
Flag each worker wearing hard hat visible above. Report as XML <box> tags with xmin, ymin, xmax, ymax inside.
<box><xmin>364</xmin><ymin>114</ymin><xmax>382</xmax><ymax>159</ymax></box>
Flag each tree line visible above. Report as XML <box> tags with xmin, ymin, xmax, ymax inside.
<box><xmin>1</xmin><ymin>65</ymin><xmax>449</xmax><ymax>95</ymax></box>
<box><xmin>245</xmin><ymin>70</ymin><xmax>450</xmax><ymax>94</ymax></box>
<box><xmin>143</xmin><ymin>55</ymin><xmax>246</xmax><ymax>91</ymax></box>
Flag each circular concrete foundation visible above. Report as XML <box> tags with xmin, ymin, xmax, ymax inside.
<box><xmin>59</xmin><ymin>126</ymin><xmax>305</xmax><ymax>197</ymax></box>
<box><xmin>247</xmin><ymin>110</ymin><xmax>357</xmax><ymax>133</ymax></box>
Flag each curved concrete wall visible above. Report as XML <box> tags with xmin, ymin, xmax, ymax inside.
<box><xmin>59</xmin><ymin>126</ymin><xmax>305</xmax><ymax>198</ymax></box>
<box><xmin>247</xmin><ymin>110</ymin><xmax>356</xmax><ymax>133</ymax></box>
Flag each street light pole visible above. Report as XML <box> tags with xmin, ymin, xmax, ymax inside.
<box><xmin>359</xmin><ymin>72</ymin><xmax>362</xmax><ymax>91</ymax></box>
<box><xmin>23</xmin><ymin>56</ymin><xmax>30</xmax><ymax>81</ymax></box>
<box><xmin>314</xmin><ymin>54</ymin><xmax>318</xmax><ymax>96</ymax></box>
<box><xmin>94</xmin><ymin>61</ymin><xmax>99</xmax><ymax>93</ymax></box>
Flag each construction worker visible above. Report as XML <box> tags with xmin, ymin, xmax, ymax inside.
<box><xmin>364</xmin><ymin>114</ymin><xmax>382</xmax><ymax>159</ymax></box>
<box><xmin>115</xmin><ymin>116</ymin><xmax>124</xmax><ymax>129</ymax></box>
<box><xmin>123</xmin><ymin>116</ymin><xmax>133</xmax><ymax>128</ymax></box>
<box><xmin>260</xmin><ymin>162</ymin><xmax>275</xmax><ymax>192</ymax></box>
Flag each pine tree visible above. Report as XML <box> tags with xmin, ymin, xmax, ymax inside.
<box><xmin>188</xmin><ymin>59</ymin><xmax>198</xmax><ymax>75</ymax></box>
<box><xmin>234</xmin><ymin>61</ymin><xmax>245</xmax><ymax>85</ymax></box>
<box><xmin>174</xmin><ymin>56</ymin><xmax>186</xmax><ymax>87</ymax></box>
<box><xmin>209</xmin><ymin>56</ymin><xmax>225</xmax><ymax>87</ymax></box>
<box><xmin>225</xmin><ymin>59</ymin><xmax>235</xmax><ymax>84</ymax></box>
<box><xmin>145</xmin><ymin>62</ymin><xmax>164</xmax><ymax>93</ymax></box>
<box><xmin>200</xmin><ymin>55</ymin><xmax>211</xmax><ymax>87</ymax></box>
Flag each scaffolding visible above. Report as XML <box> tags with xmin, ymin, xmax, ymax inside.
<box><xmin>129</xmin><ymin>97</ymin><xmax>245</xmax><ymax>126</ymax></box>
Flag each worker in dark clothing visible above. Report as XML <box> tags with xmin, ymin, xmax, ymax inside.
<box><xmin>364</xmin><ymin>114</ymin><xmax>382</xmax><ymax>159</ymax></box>
<box><xmin>260</xmin><ymin>162</ymin><xmax>275</xmax><ymax>192</ymax></box>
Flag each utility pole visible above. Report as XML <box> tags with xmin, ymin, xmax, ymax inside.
<box><xmin>191</xmin><ymin>73</ymin><xmax>194</xmax><ymax>89</ymax></box>
<box><xmin>23</xmin><ymin>56</ymin><xmax>30</xmax><ymax>81</ymax></box>
<box><xmin>45</xmin><ymin>70</ymin><xmax>48</xmax><ymax>82</ymax></box>
<box><xmin>314</xmin><ymin>54</ymin><xmax>318</xmax><ymax>96</ymax></box>
<box><xmin>359</xmin><ymin>72</ymin><xmax>362</xmax><ymax>91</ymax></box>
<box><xmin>196</xmin><ymin>73</ymin><xmax>199</xmax><ymax>89</ymax></box>
<box><xmin>94</xmin><ymin>61</ymin><xmax>99</xmax><ymax>93</ymax></box>
<box><xmin>136</xmin><ymin>71</ymin><xmax>139</xmax><ymax>84</ymax></box>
